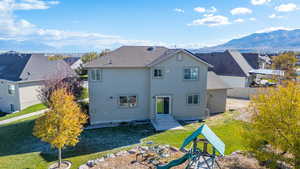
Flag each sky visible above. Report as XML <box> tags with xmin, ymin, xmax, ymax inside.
<box><xmin>0</xmin><ymin>0</ymin><xmax>300</xmax><ymax>51</ymax></box>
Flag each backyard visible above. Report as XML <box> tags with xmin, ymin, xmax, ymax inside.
<box><xmin>0</xmin><ymin>99</ymin><xmax>248</xmax><ymax>169</ymax></box>
<box><xmin>0</xmin><ymin>104</ymin><xmax>47</xmax><ymax>121</ymax></box>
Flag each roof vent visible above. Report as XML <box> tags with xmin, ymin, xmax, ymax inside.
<box><xmin>147</xmin><ymin>46</ymin><xmax>156</xmax><ymax>52</ymax></box>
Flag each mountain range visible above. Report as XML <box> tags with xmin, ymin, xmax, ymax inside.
<box><xmin>193</xmin><ymin>29</ymin><xmax>300</xmax><ymax>53</ymax></box>
<box><xmin>1</xmin><ymin>29</ymin><xmax>300</xmax><ymax>53</ymax></box>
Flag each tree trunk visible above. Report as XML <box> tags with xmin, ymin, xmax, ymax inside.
<box><xmin>58</xmin><ymin>148</ymin><xmax>62</xmax><ymax>168</ymax></box>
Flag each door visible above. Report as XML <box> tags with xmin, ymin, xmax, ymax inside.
<box><xmin>156</xmin><ymin>96</ymin><xmax>171</xmax><ymax>114</ymax></box>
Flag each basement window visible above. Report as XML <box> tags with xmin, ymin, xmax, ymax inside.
<box><xmin>187</xmin><ymin>94</ymin><xmax>200</xmax><ymax>105</ymax></box>
<box><xmin>119</xmin><ymin>95</ymin><xmax>137</xmax><ymax>108</ymax></box>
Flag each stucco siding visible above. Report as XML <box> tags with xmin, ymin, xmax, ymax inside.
<box><xmin>18</xmin><ymin>81</ymin><xmax>43</xmax><ymax>110</ymax></box>
<box><xmin>219</xmin><ymin>75</ymin><xmax>247</xmax><ymax>88</ymax></box>
<box><xmin>207</xmin><ymin>89</ymin><xmax>227</xmax><ymax>113</ymax></box>
<box><xmin>89</xmin><ymin>68</ymin><xmax>150</xmax><ymax>125</ymax></box>
<box><xmin>150</xmin><ymin>52</ymin><xmax>208</xmax><ymax>120</ymax></box>
<box><xmin>0</xmin><ymin>80</ymin><xmax>21</xmax><ymax>113</ymax></box>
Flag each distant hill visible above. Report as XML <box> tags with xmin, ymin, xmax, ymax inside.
<box><xmin>193</xmin><ymin>29</ymin><xmax>300</xmax><ymax>53</ymax></box>
<box><xmin>0</xmin><ymin>40</ymin><xmax>56</xmax><ymax>52</ymax></box>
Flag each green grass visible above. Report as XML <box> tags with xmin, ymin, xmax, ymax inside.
<box><xmin>156</xmin><ymin>99</ymin><xmax>163</xmax><ymax>113</ymax></box>
<box><xmin>0</xmin><ymin>111</ymin><xmax>246</xmax><ymax>169</ymax></box>
<box><xmin>0</xmin><ymin>104</ymin><xmax>47</xmax><ymax>121</ymax></box>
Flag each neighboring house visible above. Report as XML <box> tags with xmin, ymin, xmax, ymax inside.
<box><xmin>242</xmin><ymin>53</ymin><xmax>272</xmax><ymax>69</ymax></box>
<box><xmin>63</xmin><ymin>57</ymin><xmax>83</xmax><ymax>70</ymax></box>
<box><xmin>196</xmin><ymin>50</ymin><xmax>254</xmax><ymax>88</ymax></box>
<box><xmin>207</xmin><ymin>71</ymin><xmax>230</xmax><ymax>114</ymax></box>
<box><xmin>85</xmin><ymin>46</ymin><xmax>219</xmax><ymax>130</ymax></box>
<box><xmin>0</xmin><ymin>51</ymin><xmax>74</xmax><ymax>113</ymax></box>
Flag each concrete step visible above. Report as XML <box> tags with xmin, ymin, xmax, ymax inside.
<box><xmin>151</xmin><ymin>115</ymin><xmax>183</xmax><ymax>131</ymax></box>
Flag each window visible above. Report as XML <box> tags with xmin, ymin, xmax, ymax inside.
<box><xmin>119</xmin><ymin>95</ymin><xmax>137</xmax><ymax>108</ymax></box>
<box><xmin>177</xmin><ymin>54</ymin><xmax>183</xmax><ymax>61</ymax></box>
<box><xmin>91</xmin><ymin>69</ymin><xmax>101</xmax><ymax>81</ymax></box>
<box><xmin>184</xmin><ymin>67</ymin><xmax>199</xmax><ymax>80</ymax></box>
<box><xmin>187</xmin><ymin>94</ymin><xmax>200</xmax><ymax>105</ymax></box>
<box><xmin>10</xmin><ymin>104</ymin><xmax>15</xmax><ymax>112</ymax></box>
<box><xmin>8</xmin><ymin>84</ymin><xmax>15</xmax><ymax>95</ymax></box>
<box><xmin>153</xmin><ymin>68</ymin><xmax>163</xmax><ymax>78</ymax></box>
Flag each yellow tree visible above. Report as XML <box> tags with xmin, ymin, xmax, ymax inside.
<box><xmin>243</xmin><ymin>82</ymin><xmax>300</xmax><ymax>168</ymax></box>
<box><xmin>272</xmin><ymin>52</ymin><xmax>297</xmax><ymax>80</ymax></box>
<box><xmin>33</xmin><ymin>88</ymin><xmax>88</xmax><ymax>167</ymax></box>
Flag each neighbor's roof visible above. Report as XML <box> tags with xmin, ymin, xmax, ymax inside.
<box><xmin>63</xmin><ymin>57</ymin><xmax>81</xmax><ymax>66</ymax></box>
<box><xmin>85</xmin><ymin>46</ymin><xmax>211</xmax><ymax>68</ymax></box>
<box><xmin>196</xmin><ymin>50</ymin><xmax>254</xmax><ymax>77</ymax></box>
<box><xmin>0</xmin><ymin>52</ymin><xmax>75</xmax><ymax>82</ymax></box>
<box><xmin>241</xmin><ymin>53</ymin><xmax>259</xmax><ymax>69</ymax></box>
<box><xmin>207</xmin><ymin>71</ymin><xmax>231</xmax><ymax>90</ymax></box>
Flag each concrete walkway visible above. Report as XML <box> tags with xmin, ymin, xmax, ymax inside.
<box><xmin>0</xmin><ymin>109</ymin><xmax>47</xmax><ymax>125</ymax></box>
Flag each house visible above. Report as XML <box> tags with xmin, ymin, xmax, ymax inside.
<box><xmin>63</xmin><ymin>57</ymin><xmax>83</xmax><ymax>70</ymax></box>
<box><xmin>196</xmin><ymin>50</ymin><xmax>254</xmax><ymax>88</ymax></box>
<box><xmin>85</xmin><ymin>46</ymin><xmax>230</xmax><ymax>130</ymax></box>
<box><xmin>0</xmin><ymin>51</ymin><xmax>74</xmax><ymax>113</ymax></box>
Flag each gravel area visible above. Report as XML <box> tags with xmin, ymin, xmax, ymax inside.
<box><xmin>226</xmin><ymin>98</ymin><xmax>252</xmax><ymax>122</ymax></box>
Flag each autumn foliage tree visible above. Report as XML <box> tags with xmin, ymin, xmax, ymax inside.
<box><xmin>272</xmin><ymin>52</ymin><xmax>297</xmax><ymax>80</ymax></box>
<box><xmin>243</xmin><ymin>82</ymin><xmax>300</xmax><ymax>168</ymax></box>
<box><xmin>33</xmin><ymin>88</ymin><xmax>88</xmax><ymax>167</ymax></box>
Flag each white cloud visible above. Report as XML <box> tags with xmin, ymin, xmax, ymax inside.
<box><xmin>48</xmin><ymin>1</ymin><xmax>60</xmax><ymax>5</ymax></box>
<box><xmin>174</xmin><ymin>8</ymin><xmax>184</xmax><ymax>13</ymax></box>
<box><xmin>269</xmin><ymin>13</ymin><xmax>283</xmax><ymax>19</ymax></box>
<box><xmin>207</xmin><ymin>6</ymin><xmax>217</xmax><ymax>13</ymax></box>
<box><xmin>249</xmin><ymin>17</ymin><xmax>256</xmax><ymax>21</ymax></box>
<box><xmin>256</xmin><ymin>26</ymin><xmax>295</xmax><ymax>33</ymax></box>
<box><xmin>234</xmin><ymin>18</ymin><xmax>245</xmax><ymax>23</ymax></box>
<box><xmin>231</xmin><ymin>7</ymin><xmax>252</xmax><ymax>15</ymax></box>
<box><xmin>251</xmin><ymin>0</ymin><xmax>271</xmax><ymax>6</ymax></box>
<box><xmin>188</xmin><ymin>14</ymin><xmax>230</xmax><ymax>27</ymax></box>
<box><xmin>194</xmin><ymin>6</ymin><xmax>217</xmax><ymax>13</ymax></box>
<box><xmin>275</xmin><ymin>3</ymin><xmax>298</xmax><ymax>12</ymax></box>
<box><xmin>194</xmin><ymin>7</ymin><xmax>206</xmax><ymax>13</ymax></box>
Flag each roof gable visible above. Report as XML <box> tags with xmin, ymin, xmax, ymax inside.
<box><xmin>0</xmin><ymin>52</ymin><xmax>75</xmax><ymax>82</ymax></box>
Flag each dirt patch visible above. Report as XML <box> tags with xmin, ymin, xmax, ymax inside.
<box><xmin>226</xmin><ymin>98</ymin><xmax>253</xmax><ymax>122</ymax></box>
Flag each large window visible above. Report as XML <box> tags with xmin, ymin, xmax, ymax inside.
<box><xmin>184</xmin><ymin>67</ymin><xmax>199</xmax><ymax>80</ymax></box>
<box><xmin>153</xmin><ymin>68</ymin><xmax>163</xmax><ymax>78</ymax></box>
<box><xmin>119</xmin><ymin>95</ymin><xmax>137</xmax><ymax>108</ymax></box>
<box><xmin>8</xmin><ymin>84</ymin><xmax>15</xmax><ymax>95</ymax></box>
<box><xmin>91</xmin><ymin>69</ymin><xmax>101</xmax><ymax>81</ymax></box>
<box><xmin>187</xmin><ymin>94</ymin><xmax>200</xmax><ymax>105</ymax></box>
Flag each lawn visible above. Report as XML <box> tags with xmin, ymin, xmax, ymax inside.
<box><xmin>0</xmin><ymin>104</ymin><xmax>47</xmax><ymax>121</ymax></box>
<box><xmin>0</xmin><ymin>111</ymin><xmax>246</xmax><ymax>169</ymax></box>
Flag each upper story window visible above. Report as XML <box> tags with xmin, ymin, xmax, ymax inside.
<box><xmin>187</xmin><ymin>94</ymin><xmax>200</xmax><ymax>105</ymax></box>
<box><xmin>184</xmin><ymin>67</ymin><xmax>199</xmax><ymax>80</ymax></box>
<box><xmin>119</xmin><ymin>95</ymin><xmax>137</xmax><ymax>108</ymax></box>
<box><xmin>91</xmin><ymin>69</ymin><xmax>101</xmax><ymax>81</ymax></box>
<box><xmin>8</xmin><ymin>84</ymin><xmax>15</xmax><ymax>95</ymax></box>
<box><xmin>153</xmin><ymin>68</ymin><xmax>163</xmax><ymax>78</ymax></box>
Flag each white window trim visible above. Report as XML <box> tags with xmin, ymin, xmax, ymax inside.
<box><xmin>152</xmin><ymin>67</ymin><xmax>164</xmax><ymax>79</ymax></box>
<box><xmin>90</xmin><ymin>69</ymin><xmax>102</xmax><ymax>81</ymax></box>
<box><xmin>183</xmin><ymin>66</ymin><xmax>199</xmax><ymax>81</ymax></box>
<box><xmin>186</xmin><ymin>94</ymin><xmax>201</xmax><ymax>105</ymax></box>
<box><xmin>118</xmin><ymin>95</ymin><xmax>138</xmax><ymax>108</ymax></box>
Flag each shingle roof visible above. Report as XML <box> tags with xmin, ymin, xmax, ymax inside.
<box><xmin>85</xmin><ymin>46</ymin><xmax>211</xmax><ymax>68</ymax></box>
<box><xmin>85</xmin><ymin>46</ymin><xmax>169</xmax><ymax>68</ymax></box>
<box><xmin>63</xmin><ymin>57</ymin><xmax>81</xmax><ymax>66</ymax></box>
<box><xmin>0</xmin><ymin>52</ymin><xmax>74</xmax><ymax>82</ymax></box>
<box><xmin>195</xmin><ymin>50</ymin><xmax>254</xmax><ymax>77</ymax></box>
<box><xmin>241</xmin><ymin>53</ymin><xmax>259</xmax><ymax>69</ymax></box>
<box><xmin>207</xmin><ymin>71</ymin><xmax>231</xmax><ymax>90</ymax></box>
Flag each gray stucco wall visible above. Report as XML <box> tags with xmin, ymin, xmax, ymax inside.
<box><xmin>18</xmin><ymin>81</ymin><xmax>43</xmax><ymax>110</ymax></box>
<box><xmin>0</xmin><ymin>80</ymin><xmax>21</xmax><ymax>113</ymax></box>
<box><xmin>207</xmin><ymin>89</ymin><xmax>227</xmax><ymax>113</ymax></box>
<box><xmin>150</xmin><ymin>52</ymin><xmax>208</xmax><ymax>120</ymax></box>
<box><xmin>88</xmin><ymin>68</ymin><xmax>150</xmax><ymax>125</ymax></box>
<box><xmin>219</xmin><ymin>75</ymin><xmax>247</xmax><ymax>88</ymax></box>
